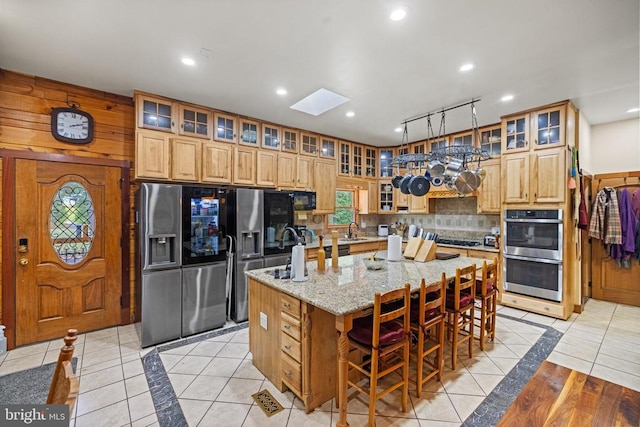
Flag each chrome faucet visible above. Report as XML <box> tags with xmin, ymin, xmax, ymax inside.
<box><xmin>279</xmin><ymin>226</ymin><xmax>301</xmax><ymax>249</ymax></box>
<box><xmin>347</xmin><ymin>222</ymin><xmax>360</xmax><ymax>239</ymax></box>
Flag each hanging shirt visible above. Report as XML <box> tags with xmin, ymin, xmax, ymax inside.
<box><xmin>588</xmin><ymin>187</ymin><xmax>622</xmax><ymax>245</ymax></box>
<box><xmin>610</xmin><ymin>188</ymin><xmax>637</xmax><ymax>260</ymax></box>
<box><xmin>632</xmin><ymin>188</ymin><xmax>640</xmax><ymax>219</ymax></box>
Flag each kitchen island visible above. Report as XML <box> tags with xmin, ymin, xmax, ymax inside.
<box><xmin>245</xmin><ymin>252</ymin><xmax>488</xmax><ymax>426</ymax></box>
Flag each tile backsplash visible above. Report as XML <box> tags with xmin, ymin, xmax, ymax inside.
<box><xmin>294</xmin><ymin>196</ymin><xmax>500</xmax><ymax>243</ymax></box>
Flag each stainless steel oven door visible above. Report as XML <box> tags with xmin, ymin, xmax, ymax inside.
<box><xmin>504</xmin><ymin>218</ymin><xmax>563</xmax><ymax>260</ymax></box>
<box><xmin>503</xmin><ymin>254</ymin><xmax>563</xmax><ymax>302</ymax></box>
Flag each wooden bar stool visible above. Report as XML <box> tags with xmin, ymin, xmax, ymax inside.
<box><xmin>475</xmin><ymin>258</ymin><xmax>498</xmax><ymax>351</ymax></box>
<box><xmin>445</xmin><ymin>264</ymin><xmax>476</xmax><ymax>370</ymax></box>
<box><xmin>410</xmin><ymin>275</ymin><xmax>446</xmax><ymax>398</ymax></box>
<box><xmin>347</xmin><ymin>284</ymin><xmax>411</xmax><ymax>427</ymax></box>
<box><xmin>47</xmin><ymin>329</ymin><xmax>80</xmax><ymax>413</ymax></box>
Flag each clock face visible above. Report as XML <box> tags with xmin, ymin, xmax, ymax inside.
<box><xmin>51</xmin><ymin>107</ymin><xmax>94</xmax><ymax>144</ymax></box>
<box><xmin>57</xmin><ymin>111</ymin><xmax>90</xmax><ymax>140</ymax></box>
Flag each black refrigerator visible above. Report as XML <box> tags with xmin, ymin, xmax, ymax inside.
<box><xmin>181</xmin><ymin>186</ymin><xmax>228</xmax><ymax>336</ymax></box>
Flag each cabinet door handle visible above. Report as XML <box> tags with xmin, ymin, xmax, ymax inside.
<box><xmin>284</xmin><ymin>324</ymin><xmax>291</xmax><ymax>329</ymax></box>
<box><xmin>284</xmin><ymin>345</ymin><xmax>291</xmax><ymax>350</ymax></box>
<box><xmin>283</xmin><ymin>302</ymin><xmax>290</xmax><ymax>308</ymax></box>
<box><xmin>284</xmin><ymin>371</ymin><xmax>291</xmax><ymax>377</ymax></box>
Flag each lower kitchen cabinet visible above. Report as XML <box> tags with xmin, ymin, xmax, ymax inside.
<box><xmin>248</xmin><ymin>279</ymin><xmax>337</xmax><ymax>412</ymax></box>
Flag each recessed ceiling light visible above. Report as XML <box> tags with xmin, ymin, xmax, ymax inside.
<box><xmin>276</xmin><ymin>88</ymin><xmax>287</xmax><ymax>96</ymax></box>
<box><xmin>459</xmin><ymin>63</ymin><xmax>474</xmax><ymax>72</ymax></box>
<box><xmin>501</xmin><ymin>94</ymin><xmax>514</xmax><ymax>102</ymax></box>
<box><xmin>627</xmin><ymin>107</ymin><xmax>640</xmax><ymax>113</ymax></box>
<box><xmin>346</xmin><ymin>111</ymin><xmax>355</xmax><ymax>117</ymax></box>
<box><xmin>181</xmin><ymin>57</ymin><xmax>195</xmax><ymax>66</ymax></box>
<box><xmin>394</xmin><ymin>127</ymin><xmax>403</xmax><ymax>133</ymax></box>
<box><xmin>390</xmin><ymin>8</ymin><xmax>407</xmax><ymax>21</ymax></box>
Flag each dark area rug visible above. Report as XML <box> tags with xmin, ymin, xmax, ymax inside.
<box><xmin>0</xmin><ymin>358</ymin><xmax>78</xmax><ymax>404</ymax></box>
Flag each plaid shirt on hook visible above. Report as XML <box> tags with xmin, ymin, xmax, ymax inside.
<box><xmin>588</xmin><ymin>187</ymin><xmax>622</xmax><ymax>245</ymax></box>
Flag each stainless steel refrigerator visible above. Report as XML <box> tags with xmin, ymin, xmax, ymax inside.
<box><xmin>137</xmin><ymin>183</ymin><xmax>182</xmax><ymax>347</ymax></box>
<box><xmin>228</xmin><ymin>189</ymin><xmax>295</xmax><ymax>322</ymax></box>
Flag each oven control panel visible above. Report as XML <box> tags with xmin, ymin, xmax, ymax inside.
<box><xmin>505</xmin><ymin>209</ymin><xmax>562</xmax><ymax>220</ymax></box>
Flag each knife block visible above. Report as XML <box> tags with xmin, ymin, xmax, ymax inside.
<box><xmin>414</xmin><ymin>240</ymin><xmax>437</xmax><ymax>262</ymax></box>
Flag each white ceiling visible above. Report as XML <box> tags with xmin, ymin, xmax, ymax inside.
<box><xmin>0</xmin><ymin>0</ymin><xmax>638</xmax><ymax>147</ymax></box>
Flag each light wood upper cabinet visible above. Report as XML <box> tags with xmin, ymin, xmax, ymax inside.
<box><xmin>379</xmin><ymin>180</ymin><xmax>394</xmax><ymax>213</ymax></box>
<box><xmin>477</xmin><ymin>159</ymin><xmax>501</xmax><ymax>213</ymax></box>
<box><xmin>379</xmin><ymin>148</ymin><xmax>394</xmax><ymax>179</ymax></box>
<box><xmin>428</xmin><ymin>136</ymin><xmax>449</xmax><ymax>152</ymax></box>
<box><xmin>352</xmin><ymin>144</ymin><xmax>364</xmax><ymax>178</ymax></box>
<box><xmin>202</xmin><ymin>141</ymin><xmax>232</xmax><ymax>184</ymax></box>
<box><xmin>502</xmin><ymin>152</ymin><xmax>530</xmax><ymax>204</ymax></box>
<box><xmin>411</xmin><ymin>141</ymin><xmax>426</xmax><ymax>154</ymax></box>
<box><xmin>300</xmin><ymin>132</ymin><xmax>318</xmax><ymax>156</ymax></box>
<box><xmin>277</xmin><ymin>152</ymin><xmax>297</xmax><ymax>189</ymax></box>
<box><xmin>282</xmin><ymin>128</ymin><xmax>299</xmax><ymax>153</ymax></box>
<box><xmin>213</xmin><ymin>112</ymin><xmax>238</xmax><ymax>143</ymax></box>
<box><xmin>319</xmin><ymin>137</ymin><xmax>336</xmax><ymax>159</ymax></box>
<box><xmin>367</xmin><ymin>180</ymin><xmax>378</xmax><ymax>214</ymax></box>
<box><xmin>532</xmin><ymin>105</ymin><xmax>566</xmax><ymax>150</ymax></box>
<box><xmin>450</xmin><ymin>130</ymin><xmax>474</xmax><ymax>147</ymax></box>
<box><xmin>262</xmin><ymin>124</ymin><xmax>281</xmax><ymax>151</ymax></box>
<box><xmin>171</xmin><ymin>138</ymin><xmax>201</xmax><ymax>181</ymax></box>
<box><xmin>257</xmin><ymin>150</ymin><xmax>278</xmax><ymax>186</ymax></box>
<box><xmin>531</xmin><ymin>147</ymin><xmax>565</xmax><ymax>203</ymax></box>
<box><xmin>297</xmin><ymin>156</ymin><xmax>313</xmax><ymax>190</ymax></box>
<box><xmin>365</xmin><ymin>147</ymin><xmax>377</xmax><ymax>179</ymax></box>
<box><xmin>178</xmin><ymin>105</ymin><xmax>212</xmax><ymax>139</ymax></box>
<box><xmin>313</xmin><ymin>159</ymin><xmax>336</xmax><ymax>213</ymax></box>
<box><xmin>135</xmin><ymin>130</ymin><xmax>170</xmax><ymax>179</ymax></box>
<box><xmin>234</xmin><ymin>145</ymin><xmax>257</xmax><ymax>185</ymax></box>
<box><xmin>502</xmin><ymin>113</ymin><xmax>530</xmax><ymax>153</ymax></box>
<box><xmin>409</xmin><ymin>194</ymin><xmax>430</xmax><ymax>213</ymax></box>
<box><xmin>338</xmin><ymin>141</ymin><xmax>351</xmax><ymax>176</ymax></box>
<box><xmin>502</xmin><ymin>147</ymin><xmax>566</xmax><ymax>205</ymax></box>
<box><xmin>479</xmin><ymin>124</ymin><xmax>502</xmax><ymax>157</ymax></box>
<box><xmin>394</xmin><ymin>187</ymin><xmax>409</xmax><ymax>212</ymax></box>
<box><xmin>137</xmin><ymin>94</ymin><xmax>176</xmax><ymax>133</ymax></box>
<box><xmin>239</xmin><ymin>118</ymin><xmax>260</xmax><ymax>146</ymax></box>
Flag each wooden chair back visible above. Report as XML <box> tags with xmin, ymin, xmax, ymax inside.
<box><xmin>372</xmin><ymin>284</ymin><xmax>411</xmax><ymax>349</ymax></box>
<box><xmin>47</xmin><ymin>329</ymin><xmax>79</xmax><ymax>411</ymax></box>
<box><xmin>479</xmin><ymin>258</ymin><xmax>498</xmax><ymax>297</ymax></box>
<box><xmin>417</xmin><ymin>275</ymin><xmax>446</xmax><ymax>327</ymax></box>
<box><xmin>451</xmin><ymin>264</ymin><xmax>476</xmax><ymax>311</ymax></box>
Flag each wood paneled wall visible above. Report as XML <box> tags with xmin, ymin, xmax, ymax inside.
<box><xmin>0</xmin><ymin>69</ymin><xmax>137</xmax><ymax>325</ymax></box>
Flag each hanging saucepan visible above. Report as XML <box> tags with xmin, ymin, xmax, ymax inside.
<box><xmin>399</xmin><ymin>173</ymin><xmax>413</xmax><ymax>194</ymax></box>
<box><xmin>427</xmin><ymin>160</ymin><xmax>445</xmax><ymax>178</ymax></box>
<box><xmin>445</xmin><ymin>157</ymin><xmax>464</xmax><ymax>177</ymax></box>
<box><xmin>453</xmin><ymin>170</ymin><xmax>481</xmax><ymax>194</ymax></box>
<box><xmin>391</xmin><ymin>174</ymin><xmax>403</xmax><ymax>188</ymax></box>
<box><xmin>408</xmin><ymin>174</ymin><xmax>431</xmax><ymax>196</ymax></box>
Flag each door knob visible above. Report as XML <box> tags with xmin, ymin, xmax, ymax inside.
<box><xmin>19</xmin><ymin>258</ymin><xmax>28</xmax><ymax>266</ymax></box>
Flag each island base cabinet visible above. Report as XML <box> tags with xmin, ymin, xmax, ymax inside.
<box><xmin>248</xmin><ymin>278</ymin><xmax>337</xmax><ymax>412</ymax></box>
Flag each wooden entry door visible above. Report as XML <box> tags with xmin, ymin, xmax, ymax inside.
<box><xmin>15</xmin><ymin>159</ymin><xmax>123</xmax><ymax>345</ymax></box>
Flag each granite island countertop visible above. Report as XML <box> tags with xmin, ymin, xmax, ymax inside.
<box><xmin>303</xmin><ymin>236</ymin><xmax>499</xmax><ymax>254</ymax></box>
<box><xmin>245</xmin><ymin>251</ymin><xmax>487</xmax><ymax>317</ymax></box>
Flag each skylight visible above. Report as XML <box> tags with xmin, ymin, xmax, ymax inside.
<box><xmin>290</xmin><ymin>88</ymin><xmax>350</xmax><ymax>116</ymax></box>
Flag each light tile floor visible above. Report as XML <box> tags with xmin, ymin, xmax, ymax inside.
<box><xmin>0</xmin><ymin>299</ymin><xmax>639</xmax><ymax>426</ymax></box>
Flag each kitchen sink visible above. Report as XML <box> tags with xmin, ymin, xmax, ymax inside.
<box><xmin>341</xmin><ymin>237</ymin><xmax>370</xmax><ymax>242</ymax></box>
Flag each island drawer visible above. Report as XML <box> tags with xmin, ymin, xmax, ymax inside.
<box><xmin>281</xmin><ymin>293</ymin><xmax>301</xmax><ymax>318</ymax></box>
<box><xmin>281</xmin><ymin>332</ymin><xmax>302</xmax><ymax>362</ymax></box>
<box><xmin>281</xmin><ymin>312</ymin><xmax>301</xmax><ymax>341</ymax></box>
<box><xmin>281</xmin><ymin>353</ymin><xmax>302</xmax><ymax>394</ymax></box>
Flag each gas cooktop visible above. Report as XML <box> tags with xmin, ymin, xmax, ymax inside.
<box><xmin>436</xmin><ymin>239</ymin><xmax>482</xmax><ymax>247</ymax></box>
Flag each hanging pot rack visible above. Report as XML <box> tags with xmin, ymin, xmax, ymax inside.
<box><xmin>391</xmin><ymin>98</ymin><xmax>491</xmax><ymax>196</ymax></box>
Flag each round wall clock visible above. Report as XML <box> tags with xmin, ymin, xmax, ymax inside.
<box><xmin>51</xmin><ymin>107</ymin><xmax>95</xmax><ymax>144</ymax></box>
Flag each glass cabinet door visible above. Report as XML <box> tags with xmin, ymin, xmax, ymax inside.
<box><xmin>300</xmin><ymin>132</ymin><xmax>318</xmax><ymax>156</ymax></box>
<box><xmin>379</xmin><ymin>149</ymin><xmax>394</xmax><ymax>178</ymax></box>
<box><xmin>429</xmin><ymin>137</ymin><xmax>448</xmax><ymax>152</ymax></box>
<box><xmin>503</xmin><ymin>114</ymin><xmax>530</xmax><ymax>153</ymax></box>
<box><xmin>365</xmin><ymin>148</ymin><xmax>377</xmax><ymax>178</ymax></box>
<box><xmin>451</xmin><ymin>131</ymin><xmax>473</xmax><ymax>147</ymax></box>
<box><xmin>338</xmin><ymin>141</ymin><xmax>351</xmax><ymax>175</ymax></box>
<box><xmin>261</xmin><ymin>124</ymin><xmax>281</xmax><ymax>150</ymax></box>
<box><xmin>379</xmin><ymin>181</ymin><xmax>393</xmax><ymax>212</ymax></box>
<box><xmin>239</xmin><ymin>118</ymin><xmax>260</xmax><ymax>146</ymax></box>
<box><xmin>139</xmin><ymin>95</ymin><xmax>174</xmax><ymax>132</ymax></box>
<box><xmin>480</xmin><ymin>125</ymin><xmax>502</xmax><ymax>156</ymax></box>
<box><xmin>320</xmin><ymin>137</ymin><xmax>336</xmax><ymax>159</ymax></box>
<box><xmin>352</xmin><ymin>144</ymin><xmax>363</xmax><ymax>177</ymax></box>
<box><xmin>533</xmin><ymin>106</ymin><xmax>565</xmax><ymax>149</ymax></box>
<box><xmin>282</xmin><ymin>128</ymin><xmax>299</xmax><ymax>153</ymax></box>
<box><xmin>179</xmin><ymin>105</ymin><xmax>212</xmax><ymax>139</ymax></box>
<box><xmin>214</xmin><ymin>112</ymin><xmax>237</xmax><ymax>143</ymax></box>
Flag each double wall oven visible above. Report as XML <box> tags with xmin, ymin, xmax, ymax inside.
<box><xmin>503</xmin><ymin>209</ymin><xmax>563</xmax><ymax>302</ymax></box>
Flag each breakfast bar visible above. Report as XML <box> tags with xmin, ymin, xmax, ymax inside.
<box><xmin>245</xmin><ymin>252</ymin><xmax>487</xmax><ymax>427</ymax></box>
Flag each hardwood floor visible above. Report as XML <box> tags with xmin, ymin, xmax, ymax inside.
<box><xmin>498</xmin><ymin>360</ymin><xmax>640</xmax><ymax>426</ymax></box>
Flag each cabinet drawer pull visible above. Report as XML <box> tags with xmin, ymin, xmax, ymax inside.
<box><xmin>284</xmin><ymin>345</ymin><xmax>291</xmax><ymax>350</ymax></box>
<box><xmin>284</xmin><ymin>325</ymin><xmax>291</xmax><ymax>329</ymax></box>
<box><xmin>283</xmin><ymin>302</ymin><xmax>291</xmax><ymax>308</ymax></box>
<box><xmin>284</xmin><ymin>371</ymin><xmax>291</xmax><ymax>377</ymax></box>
